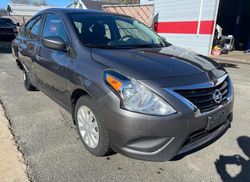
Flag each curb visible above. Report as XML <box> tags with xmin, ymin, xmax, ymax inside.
<box><xmin>0</xmin><ymin>102</ymin><xmax>29</xmax><ymax>182</ymax></box>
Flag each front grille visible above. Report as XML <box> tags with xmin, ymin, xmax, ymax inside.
<box><xmin>175</xmin><ymin>78</ymin><xmax>229</xmax><ymax>112</ymax></box>
<box><xmin>182</xmin><ymin>122</ymin><xmax>225</xmax><ymax>147</ymax></box>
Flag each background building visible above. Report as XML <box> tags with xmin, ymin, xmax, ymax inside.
<box><xmin>0</xmin><ymin>9</ymin><xmax>8</xmax><ymax>16</ymax></box>
<box><xmin>140</xmin><ymin>0</ymin><xmax>250</xmax><ymax>55</ymax></box>
<box><xmin>5</xmin><ymin>3</ymin><xmax>54</xmax><ymax>24</ymax></box>
<box><xmin>2</xmin><ymin>0</ymin><xmax>249</xmax><ymax>55</ymax></box>
<box><xmin>68</xmin><ymin>0</ymin><xmax>118</xmax><ymax>10</ymax></box>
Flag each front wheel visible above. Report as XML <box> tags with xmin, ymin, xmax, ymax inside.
<box><xmin>23</xmin><ymin>70</ymin><xmax>36</xmax><ymax>91</ymax></box>
<box><xmin>75</xmin><ymin>96</ymin><xmax>112</xmax><ymax>156</ymax></box>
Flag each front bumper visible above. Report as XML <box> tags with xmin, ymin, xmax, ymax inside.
<box><xmin>98</xmin><ymin>74</ymin><xmax>234</xmax><ymax>161</ymax></box>
<box><xmin>101</xmin><ymin>95</ymin><xmax>233</xmax><ymax>161</ymax></box>
<box><xmin>98</xmin><ymin>70</ymin><xmax>234</xmax><ymax>161</ymax></box>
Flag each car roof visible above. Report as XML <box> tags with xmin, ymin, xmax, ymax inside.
<box><xmin>39</xmin><ymin>8</ymin><xmax>130</xmax><ymax>18</ymax></box>
<box><xmin>45</xmin><ymin>8</ymin><xmax>109</xmax><ymax>14</ymax></box>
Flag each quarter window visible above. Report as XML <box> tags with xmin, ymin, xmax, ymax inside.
<box><xmin>42</xmin><ymin>13</ymin><xmax>68</xmax><ymax>43</ymax></box>
<box><xmin>24</xmin><ymin>16</ymin><xmax>40</xmax><ymax>36</ymax></box>
<box><xmin>29</xmin><ymin>18</ymin><xmax>42</xmax><ymax>39</ymax></box>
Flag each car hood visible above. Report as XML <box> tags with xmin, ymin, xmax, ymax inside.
<box><xmin>91</xmin><ymin>45</ymin><xmax>220</xmax><ymax>80</ymax></box>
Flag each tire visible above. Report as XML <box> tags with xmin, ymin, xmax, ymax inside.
<box><xmin>75</xmin><ymin>96</ymin><xmax>112</xmax><ymax>156</ymax></box>
<box><xmin>23</xmin><ymin>69</ymin><xmax>36</xmax><ymax>91</ymax></box>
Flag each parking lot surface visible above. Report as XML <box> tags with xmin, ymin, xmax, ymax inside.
<box><xmin>0</xmin><ymin>42</ymin><xmax>250</xmax><ymax>181</ymax></box>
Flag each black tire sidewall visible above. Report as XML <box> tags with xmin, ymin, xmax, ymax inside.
<box><xmin>75</xmin><ymin>96</ymin><xmax>110</xmax><ymax>156</ymax></box>
<box><xmin>23</xmin><ymin>69</ymin><xmax>36</xmax><ymax>91</ymax></box>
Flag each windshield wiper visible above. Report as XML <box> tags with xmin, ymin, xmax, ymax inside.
<box><xmin>126</xmin><ymin>44</ymin><xmax>162</xmax><ymax>48</ymax></box>
<box><xmin>85</xmin><ymin>43</ymin><xmax>165</xmax><ymax>49</ymax></box>
<box><xmin>85</xmin><ymin>44</ymin><xmax>123</xmax><ymax>49</ymax></box>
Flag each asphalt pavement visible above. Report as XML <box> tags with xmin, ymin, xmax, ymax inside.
<box><xmin>0</xmin><ymin>42</ymin><xmax>249</xmax><ymax>182</ymax></box>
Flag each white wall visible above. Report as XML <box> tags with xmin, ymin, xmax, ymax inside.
<box><xmin>141</xmin><ymin>0</ymin><xmax>219</xmax><ymax>56</ymax></box>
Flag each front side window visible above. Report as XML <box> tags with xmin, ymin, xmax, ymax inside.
<box><xmin>69</xmin><ymin>13</ymin><xmax>166</xmax><ymax>48</ymax></box>
<box><xmin>42</xmin><ymin>13</ymin><xmax>68</xmax><ymax>43</ymax></box>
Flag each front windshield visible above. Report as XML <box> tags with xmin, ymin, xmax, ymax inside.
<box><xmin>0</xmin><ymin>18</ymin><xmax>14</xmax><ymax>26</ymax></box>
<box><xmin>69</xmin><ymin>13</ymin><xmax>167</xmax><ymax>48</ymax></box>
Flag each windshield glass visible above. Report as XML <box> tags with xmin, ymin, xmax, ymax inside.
<box><xmin>69</xmin><ymin>13</ymin><xmax>167</xmax><ymax>48</ymax></box>
<box><xmin>0</xmin><ymin>18</ymin><xmax>14</xmax><ymax>26</ymax></box>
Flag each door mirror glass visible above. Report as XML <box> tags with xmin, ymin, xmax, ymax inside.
<box><xmin>42</xmin><ymin>36</ymin><xmax>67</xmax><ymax>51</ymax></box>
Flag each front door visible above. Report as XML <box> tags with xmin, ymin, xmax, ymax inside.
<box><xmin>34</xmin><ymin>13</ymin><xmax>70</xmax><ymax>107</ymax></box>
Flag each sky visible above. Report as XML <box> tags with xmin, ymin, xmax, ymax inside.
<box><xmin>0</xmin><ymin>0</ymin><xmax>71</xmax><ymax>8</ymax></box>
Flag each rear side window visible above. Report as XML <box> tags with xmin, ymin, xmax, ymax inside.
<box><xmin>42</xmin><ymin>13</ymin><xmax>68</xmax><ymax>43</ymax></box>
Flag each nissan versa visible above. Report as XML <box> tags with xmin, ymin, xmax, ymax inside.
<box><xmin>12</xmin><ymin>8</ymin><xmax>234</xmax><ymax>161</ymax></box>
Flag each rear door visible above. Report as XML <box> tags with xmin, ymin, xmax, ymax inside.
<box><xmin>18</xmin><ymin>15</ymin><xmax>42</xmax><ymax>84</ymax></box>
<box><xmin>34</xmin><ymin>13</ymin><xmax>70</xmax><ymax>108</ymax></box>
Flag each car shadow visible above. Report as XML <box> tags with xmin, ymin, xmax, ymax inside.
<box><xmin>0</xmin><ymin>40</ymin><xmax>12</xmax><ymax>54</ymax></box>
<box><xmin>220</xmin><ymin>62</ymin><xmax>239</xmax><ymax>69</ymax></box>
<box><xmin>215</xmin><ymin>136</ymin><xmax>250</xmax><ymax>182</ymax></box>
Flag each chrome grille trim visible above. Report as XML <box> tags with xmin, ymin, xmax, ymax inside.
<box><xmin>168</xmin><ymin>74</ymin><xmax>228</xmax><ymax>90</ymax></box>
<box><xmin>165</xmin><ymin>74</ymin><xmax>233</xmax><ymax>113</ymax></box>
<box><xmin>175</xmin><ymin>76</ymin><xmax>229</xmax><ymax>112</ymax></box>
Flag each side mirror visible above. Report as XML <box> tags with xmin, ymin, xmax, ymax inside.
<box><xmin>42</xmin><ymin>36</ymin><xmax>67</xmax><ymax>51</ymax></box>
<box><xmin>16</xmin><ymin>23</ymin><xmax>20</xmax><ymax>27</ymax></box>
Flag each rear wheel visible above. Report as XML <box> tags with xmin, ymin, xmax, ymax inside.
<box><xmin>23</xmin><ymin>70</ymin><xmax>36</xmax><ymax>91</ymax></box>
<box><xmin>75</xmin><ymin>96</ymin><xmax>112</xmax><ymax>156</ymax></box>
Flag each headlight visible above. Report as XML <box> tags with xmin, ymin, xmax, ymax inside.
<box><xmin>104</xmin><ymin>70</ymin><xmax>176</xmax><ymax>116</ymax></box>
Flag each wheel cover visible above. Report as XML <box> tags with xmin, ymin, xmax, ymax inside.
<box><xmin>77</xmin><ymin>106</ymin><xmax>99</xmax><ymax>148</ymax></box>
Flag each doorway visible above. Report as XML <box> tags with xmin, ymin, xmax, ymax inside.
<box><xmin>216</xmin><ymin>0</ymin><xmax>250</xmax><ymax>50</ymax></box>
